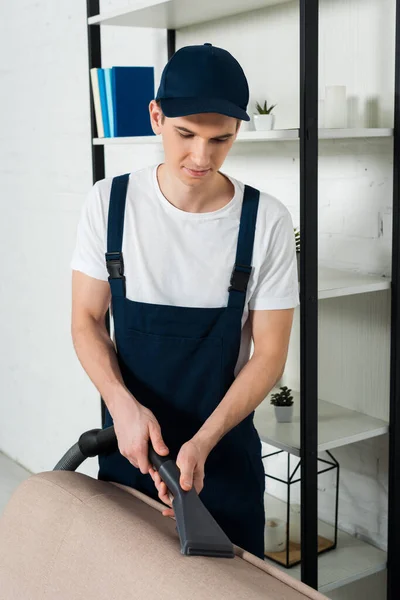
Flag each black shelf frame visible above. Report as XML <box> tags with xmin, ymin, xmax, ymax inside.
<box><xmin>299</xmin><ymin>0</ymin><xmax>319</xmax><ymax>588</ymax></box>
<box><xmin>85</xmin><ymin>0</ymin><xmax>400</xmax><ymax>595</ymax></box>
<box><xmin>388</xmin><ymin>0</ymin><xmax>400</xmax><ymax>597</ymax></box>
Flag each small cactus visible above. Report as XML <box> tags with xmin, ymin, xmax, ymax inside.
<box><xmin>255</xmin><ymin>100</ymin><xmax>277</xmax><ymax>115</ymax></box>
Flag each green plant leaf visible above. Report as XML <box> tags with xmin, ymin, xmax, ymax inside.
<box><xmin>270</xmin><ymin>386</ymin><xmax>294</xmax><ymax>406</ymax></box>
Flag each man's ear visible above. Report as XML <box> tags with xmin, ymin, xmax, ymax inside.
<box><xmin>149</xmin><ymin>100</ymin><xmax>163</xmax><ymax>134</ymax></box>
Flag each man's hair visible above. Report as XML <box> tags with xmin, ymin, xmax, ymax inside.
<box><xmin>155</xmin><ymin>100</ymin><xmax>240</xmax><ymax>131</ymax></box>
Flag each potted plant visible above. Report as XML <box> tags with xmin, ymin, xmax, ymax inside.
<box><xmin>270</xmin><ymin>386</ymin><xmax>294</xmax><ymax>422</ymax></box>
<box><xmin>254</xmin><ymin>100</ymin><xmax>277</xmax><ymax>131</ymax></box>
<box><xmin>294</xmin><ymin>227</ymin><xmax>300</xmax><ymax>279</ymax></box>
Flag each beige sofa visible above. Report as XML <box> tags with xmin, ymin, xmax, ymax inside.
<box><xmin>0</xmin><ymin>471</ymin><xmax>328</xmax><ymax>599</ymax></box>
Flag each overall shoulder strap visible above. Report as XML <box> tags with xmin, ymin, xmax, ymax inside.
<box><xmin>105</xmin><ymin>173</ymin><xmax>130</xmax><ymax>298</ymax></box>
<box><xmin>228</xmin><ymin>184</ymin><xmax>260</xmax><ymax>310</ymax></box>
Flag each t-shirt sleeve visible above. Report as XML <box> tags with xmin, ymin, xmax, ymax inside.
<box><xmin>70</xmin><ymin>182</ymin><xmax>109</xmax><ymax>281</ymax></box>
<box><xmin>249</xmin><ymin>206</ymin><xmax>300</xmax><ymax>310</ymax></box>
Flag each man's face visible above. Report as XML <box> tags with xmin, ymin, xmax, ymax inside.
<box><xmin>149</xmin><ymin>100</ymin><xmax>240</xmax><ymax>186</ymax></box>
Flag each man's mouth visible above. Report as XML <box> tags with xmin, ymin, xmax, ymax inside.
<box><xmin>184</xmin><ymin>167</ymin><xmax>210</xmax><ymax>177</ymax></box>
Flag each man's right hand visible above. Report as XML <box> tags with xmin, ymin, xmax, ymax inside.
<box><xmin>112</xmin><ymin>394</ymin><xmax>169</xmax><ymax>474</ymax></box>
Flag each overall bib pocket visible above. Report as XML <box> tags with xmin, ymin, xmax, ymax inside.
<box><xmin>116</xmin><ymin>328</ymin><xmax>224</xmax><ymax>449</ymax></box>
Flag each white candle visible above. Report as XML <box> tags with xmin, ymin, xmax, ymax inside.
<box><xmin>324</xmin><ymin>85</ymin><xmax>347</xmax><ymax>128</ymax></box>
<box><xmin>264</xmin><ymin>517</ymin><xmax>287</xmax><ymax>553</ymax></box>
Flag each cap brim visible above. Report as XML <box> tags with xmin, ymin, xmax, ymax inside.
<box><xmin>158</xmin><ymin>97</ymin><xmax>250</xmax><ymax>122</ymax></box>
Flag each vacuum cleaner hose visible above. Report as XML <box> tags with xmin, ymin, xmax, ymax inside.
<box><xmin>53</xmin><ymin>426</ymin><xmax>170</xmax><ymax>472</ymax></box>
<box><xmin>53</xmin><ymin>426</ymin><xmax>118</xmax><ymax>471</ymax></box>
<box><xmin>53</xmin><ymin>442</ymin><xmax>86</xmax><ymax>471</ymax></box>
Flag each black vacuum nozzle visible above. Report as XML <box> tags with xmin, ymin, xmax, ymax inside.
<box><xmin>149</xmin><ymin>443</ymin><xmax>234</xmax><ymax>558</ymax></box>
<box><xmin>54</xmin><ymin>426</ymin><xmax>234</xmax><ymax>559</ymax></box>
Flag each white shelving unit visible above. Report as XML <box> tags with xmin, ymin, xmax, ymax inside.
<box><xmin>93</xmin><ymin>128</ymin><xmax>393</xmax><ymax>145</ymax></box>
<box><xmin>263</xmin><ymin>494</ymin><xmax>387</xmax><ymax>593</ymax></box>
<box><xmin>316</xmin><ymin>266</ymin><xmax>390</xmax><ymax>299</ymax></box>
<box><xmin>255</xmin><ymin>388</ymin><xmax>389</xmax><ymax>457</ymax></box>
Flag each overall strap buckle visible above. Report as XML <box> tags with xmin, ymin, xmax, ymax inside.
<box><xmin>105</xmin><ymin>251</ymin><xmax>125</xmax><ymax>280</ymax></box>
<box><xmin>228</xmin><ymin>264</ymin><xmax>252</xmax><ymax>293</ymax></box>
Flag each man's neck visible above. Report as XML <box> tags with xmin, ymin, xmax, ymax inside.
<box><xmin>156</xmin><ymin>163</ymin><xmax>234</xmax><ymax>214</ymax></box>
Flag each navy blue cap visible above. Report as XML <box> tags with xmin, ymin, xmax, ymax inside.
<box><xmin>155</xmin><ymin>43</ymin><xmax>250</xmax><ymax>122</ymax></box>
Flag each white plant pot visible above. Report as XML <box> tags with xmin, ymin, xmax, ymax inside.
<box><xmin>253</xmin><ymin>114</ymin><xmax>275</xmax><ymax>131</ymax></box>
<box><xmin>296</xmin><ymin>252</ymin><xmax>300</xmax><ymax>280</ymax></box>
<box><xmin>274</xmin><ymin>405</ymin><xmax>294</xmax><ymax>423</ymax></box>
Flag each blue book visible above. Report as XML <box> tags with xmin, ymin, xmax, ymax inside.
<box><xmin>97</xmin><ymin>69</ymin><xmax>110</xmax><ymax>137</ymax></box>
<box><xmin>104</xmin><ymin>68</ymin><xmax>115</xmax><ymax>137</ymax></box>
<box><xmin>111</xmin><ymin>66</ymin><xmax>155</xmax><ymax>137</ymax></box>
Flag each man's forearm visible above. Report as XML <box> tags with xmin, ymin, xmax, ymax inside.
<box><xmin>193</xmin><ymin>351</ymin><xmax>284</xmax><ymax>454</ymax></box>
<box><xmin>71</xmin><ymin>317</ymin><xmax>134</xmax><ymax>418</ymax></box>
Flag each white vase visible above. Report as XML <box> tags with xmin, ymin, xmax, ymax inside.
<box><xmin>254</xmin><ymin>114</ymin><xmax>275</xmax><ymax>131</ymax></box>
<box><xmin>274</xmin><ymin>405</ymin><xmax>293</xmax><ymax>423</ymax></box>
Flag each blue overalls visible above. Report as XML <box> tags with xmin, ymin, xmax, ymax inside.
<box><xmin>98</xmin><ymin>172</ymin><xmax>266</xmax><ymax>559</ymax></box>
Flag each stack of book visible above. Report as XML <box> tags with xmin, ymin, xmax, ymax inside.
<box><xmin>90</xmin><ymin>66</ymin><xmax>155</xmax><ymax>138</ymax></box>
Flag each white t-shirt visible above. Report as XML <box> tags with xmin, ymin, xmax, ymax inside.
<box><xmin>71</xmin><ymin>162</ymin><xmax>300</xmax><ymax>375</ymax></box>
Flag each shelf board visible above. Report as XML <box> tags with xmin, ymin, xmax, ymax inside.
<box><xmin>93</xmin><ymin>128</ymin><xmax>393</xmax><ymax>145</ymax></box>
<box><xmin>254</xmin><ymin>387</ymin><xmax>388</xmax><ymax>457</ymax></box>
<box><xmin>316</xmin><ymin>265</ymin><xmax>390</xmax><ymax>299</ymax></box>
<box><xmin>240</xmin><ymin>128</ymin><xmax>393</xmax><ymax>140</ymax></box>
<box><xmin>88</xmin><ymin>0</ymin><xmax>290</xmax><ymax>29</ymax></box>
<box><xmin>319</xmin><ymin>128</ymin><xmax>392</xmax><ymax>139</ymax></box>
<box><xmin>263</xmin><ymin>494</ymin><xmax>387</xmax><ymax>593</ymax></box>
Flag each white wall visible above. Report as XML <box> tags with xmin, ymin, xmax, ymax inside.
<box><xmin>0</xmin><ymin>0</ymin><xmax>395</xmax><ymax>597</ymax></box>
<box><xmin>0</xmin><ymin>1</ymin><xmax>98</xmax><ymax>475</ymax></box>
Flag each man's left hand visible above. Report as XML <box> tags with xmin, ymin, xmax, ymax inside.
<box><xmin>149</xmin><ymin>438</ymin><xmax>209</xmax><ymax>519</ymax></box>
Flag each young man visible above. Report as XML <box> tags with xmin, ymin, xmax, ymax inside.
<box><xmin>70</xmin><ymin>43</ymin><xmax>299</xmax><ymax>560</ymax></box>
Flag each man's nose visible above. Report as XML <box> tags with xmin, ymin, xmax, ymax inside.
<box><xmin>190</xmin><ymin>140</ymin><xmax>212</xmax><ymax>168</ymax></box>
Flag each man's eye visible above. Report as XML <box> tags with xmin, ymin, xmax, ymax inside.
<box><xmin>178</xmin><ymin>133</ymin><xmax>226</xmax><ymax>143</ymax></box>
